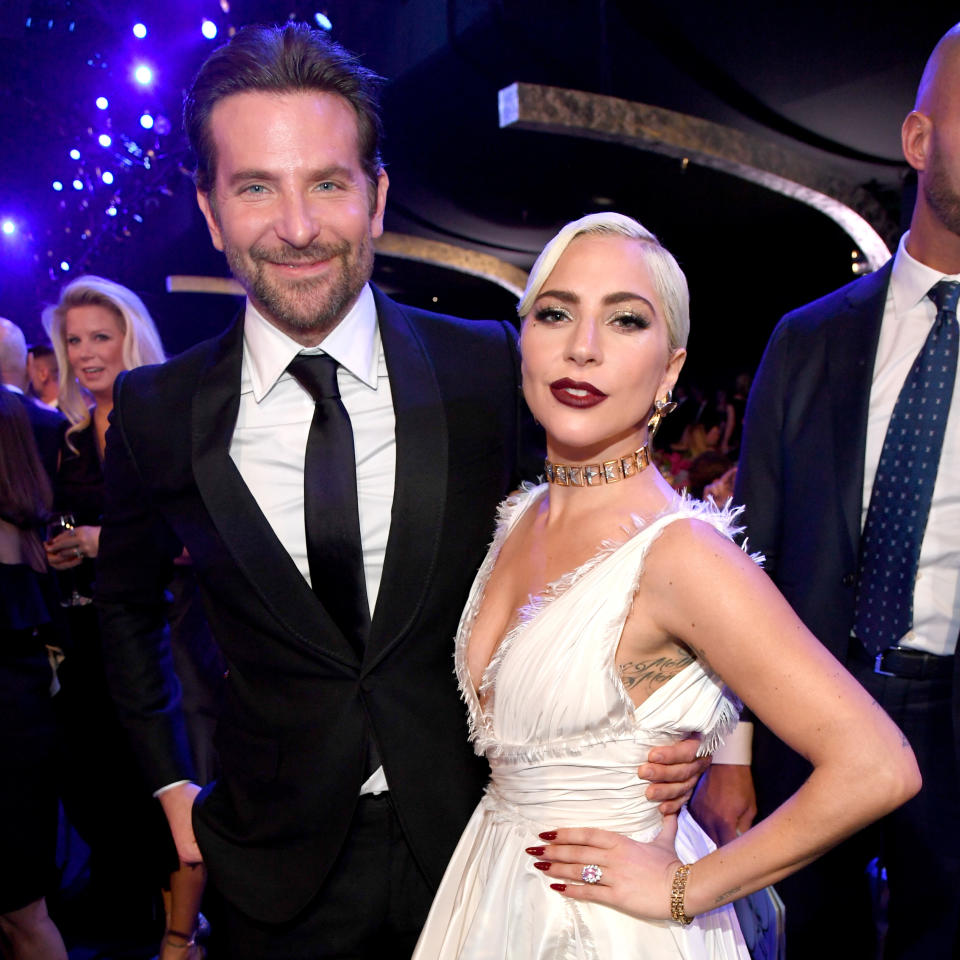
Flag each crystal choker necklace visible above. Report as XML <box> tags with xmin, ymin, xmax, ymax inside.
<box><xmin>544</xmin><ymin>443</ymin><xmax>650</xmax><ymax>487</ymax></box>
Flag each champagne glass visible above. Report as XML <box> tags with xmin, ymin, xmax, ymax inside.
<box><xmin>46</xmin><ymin>512</ymin><xmax>93</xmax><ymax>607</ymax></box>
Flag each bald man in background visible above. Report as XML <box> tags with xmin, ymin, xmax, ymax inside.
<box><xmin>0</xmin><ymin>317</ymin><xmax>65</xmax><ymax>482</ymax></box>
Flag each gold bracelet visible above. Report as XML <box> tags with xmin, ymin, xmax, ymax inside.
<box><xmin>670</xmin><ymin>862</ymin><xmax>694</xmax><ymax>925</ymax></box>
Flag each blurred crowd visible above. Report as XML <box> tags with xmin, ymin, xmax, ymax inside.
<box><xmin>651</xmin><ymin>373</ymin><xmax>750</xmax><ymax>503</ymax></box>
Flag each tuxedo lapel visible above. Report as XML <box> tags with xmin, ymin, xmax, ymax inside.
<box><xmin>191</xmin><ymin>314</ymin><xmax>359</xmax><ymax>667</ymax></box>
<box><xmin>365</xmin><ymin>289</ymin><xmax>448</xmax><ymax>668</ymax></box>
<box><xmin>825</xmin><ymin>261</ymin><xmax>891</xmax><ymax>564</ymax></box>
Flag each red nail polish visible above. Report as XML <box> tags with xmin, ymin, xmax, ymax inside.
<box><xmin>525</xmin><ymin>846</ymin><xmax>545</xmax><ymax>856</ymax></box>
<box><xmin>539</xmin><ymin>831</ymin><xmax>558</xmax><ymax>840</ymax></box>
<box><xmin>533</xmin><ymin>861</ymin><xmax>551</xmax><ymax>871</ymax></box>
<box><xmin>550</xmin><ymin>883</ymin><xmax>566</xmax><ymax>892</ymax></box>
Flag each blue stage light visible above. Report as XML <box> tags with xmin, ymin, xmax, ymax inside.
<box><xmin>315</xmin><ymin>13</ymin><xmax>333</xmax><ymax>30</ymax></box>
<box><xmin>98</xmin><ymin>133</ymin><xmax>112</xmax><ymax>147</ymax></box>
<box><xmin>102</xmin><ymin>171</ymin><xmax>115</xmax><ymax>185</ymax></box>
<box><xmin>1</xmin><ymin>220</ymin><xmax>15</xmax><ymax>236</ymax></box>
<box><xmin>69</xmin><ymin>148</ymin><xmax>81</xmax><ymax>160</ymax></box>
<box><xmin>72</xmin><ymin>179</ymin><xmax>84</xmax><ymax>191</ymax></box>
<box><xmin>96</xmin><ymin>96</ymin><xmax>109</xmax><ymax>110</ymax></box>
<box><xmin>201</xmin><ymin>19</ymin><xmax>218</xmax><ymax>39</ymax></box>
<box><xmin>106</xmin><ymin>206</ymin><xmax>118</xmax><ymax>217</ymax></box>
<box><xmin>134</xmin><ymin>64</ymin><xmax>153</xmax><ymax>86</ymax></box>
<box><xmin>133</xmin><ymin>23</ymin><xmax>147</xmax><ymax>38</ymax></box>
<box><xmin>139</xmin><ymin>112</ymin><xmax>154</xmax><ymax>130</ymax></box>
<box><xmin>60</xmin><ymin>261</ymin><xmax>70</xmax><ymax>272</ymax></box>
<box><xmin>52</xmin><ymin>180</ymin><xmax>63</xmax><ymax>191</ymax></box>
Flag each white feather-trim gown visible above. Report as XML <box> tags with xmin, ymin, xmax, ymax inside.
<box><xmin>412</xmin><ymin>485</ymin><xmax>751</xmax><ymax>959</ymax></box>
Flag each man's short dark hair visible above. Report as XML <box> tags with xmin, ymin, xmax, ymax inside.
<box><xmin>184</xmin><ymin>22</ymin><xmax>383</xmax><ymax>197</ymax></box>
<box><xmin>28</xmin><ymin>343</ymin><xmax>55</xmax><ymax>360</ymax></box>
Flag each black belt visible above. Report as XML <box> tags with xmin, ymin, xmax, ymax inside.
<box><xmin>852</xmin><ymin>639</ymin><xmax>954</xmax><ymax>681</ymax></box>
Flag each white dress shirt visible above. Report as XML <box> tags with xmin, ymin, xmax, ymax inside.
<box><xmin>860</xmin><ymin>233</ymin><xmax>960</xmax><ymax>656</ymax></box>
<box><xmin>230</xmin><ymin>283</ymin><xmax>395</xmax><ymax>793</ymax></box>
<box><xmin>229</xmin><ymin>284</ymin><xmax>395</xmax><ymax>612</ymax></box>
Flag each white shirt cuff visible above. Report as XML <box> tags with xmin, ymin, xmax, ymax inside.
<box><xmin>711</xmin><ymin>721</ymin><xmax>753</xmax><ymax>764</ymax></box>
<box><xmin>153</xmin><ymin>779</ymin><xmax>191</xmax><ymax>798</ymax></box>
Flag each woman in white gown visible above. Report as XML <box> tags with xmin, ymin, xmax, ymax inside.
<box><xmin>412</xmin><ymin>213</ymin><xmax>920</xmax><ymax>960</ymax></box>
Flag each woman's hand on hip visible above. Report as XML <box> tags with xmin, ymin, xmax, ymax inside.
<box><xmin>525</xmin><ymin>817</ymin><xmax>683</xmax><ymax>921</ymax></box>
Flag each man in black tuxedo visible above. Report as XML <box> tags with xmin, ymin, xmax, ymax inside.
<box><xmin>0</xmin><ymin>317</ymin><xmax>65</xmax><ymax>482</ymax></box>
<box><xmin>97</xmin><ymin>24</ymin><xmax>702</xmax><ymax>958</ymax></box>
<box><xmin>693</xmin><ymin>22</ymin><xmax>960</xmax><ymax>960</ymax></box>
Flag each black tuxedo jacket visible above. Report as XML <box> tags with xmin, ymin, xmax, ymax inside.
<box><xmin>97</xmin><ymin>287</ymin><xmax>538</xmax><ymax>923</ymax></box>
<box><xmin>734</xmin><ymin>260</ymin><xmax>960</xmax><ymax>799</ymax></box>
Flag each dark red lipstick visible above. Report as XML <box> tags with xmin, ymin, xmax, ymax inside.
<box><xmin>549</xmin><ymin>378</ymin><xmax>608</xmax><ymax>408</ymax></box>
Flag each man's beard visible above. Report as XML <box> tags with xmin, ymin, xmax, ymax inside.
<box><xmin>924</xmin><ymin>141</ymin><xmax>960</xmax><ymax>239</ymax></box>
<box><xmin>225</xmin><ymin>234</ymin><xmax>374</xmax><ymax>339</ymax></box>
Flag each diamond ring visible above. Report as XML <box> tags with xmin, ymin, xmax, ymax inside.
<box><xmin>580</xmin><ymin>864</ymin><xmax>602</xmax><ymax>884</ymax></box>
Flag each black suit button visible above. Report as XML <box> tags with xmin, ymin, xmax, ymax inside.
<box><xmin>841</xmin><ymin>573</ymin><xmax>855</xmax><ymax>587</ymax></box>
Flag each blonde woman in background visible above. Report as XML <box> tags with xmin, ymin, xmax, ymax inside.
<box><xmin>44</xmin><ymin>275</ymin><xmax>165</xmax><ymax>568</ymax></box>
<box><xmin>43</xmin><ymin>277</ymin><xmax>207</xmax><ymax>960</ymax></box>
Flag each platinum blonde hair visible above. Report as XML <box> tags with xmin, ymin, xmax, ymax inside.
<box><xmin>42</xmin><ymin>276</ymin><xmax>166</xmax><ymax>449</ymax></box>
<box><xmin>517</xmin><ymin>212</ymin><xmax>690</xmax><ymax>351</ymax></box>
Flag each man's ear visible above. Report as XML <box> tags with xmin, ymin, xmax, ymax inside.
<box><xmin>902</xmin><ymin>111</ymin><xmax>932</xmax><ymax>174</ymax></box>
<box><xmin>370</xmin><ymin>168</ymin><xmax>389</xmax><ymax>240</ymax></box>
<box><xmin>196</xmin><ymin>189</ymin><xmax>224</xmax><ymax>252</ymax></box>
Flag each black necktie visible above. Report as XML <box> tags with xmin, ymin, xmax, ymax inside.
<box><xmin>853</xmin><ymin>280</ymin><xmax>960</xmax><ymax>654</ymax></box>
<box><xmin>287</xmin><ymin>353</ymin><xmax>371</xmax><ymax>652</ymax></box>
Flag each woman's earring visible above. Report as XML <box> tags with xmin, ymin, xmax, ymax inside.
<box><xmin>647</xmin><ymin>391</ymin><xmax>677</xmax><ymax>442</ymax></box>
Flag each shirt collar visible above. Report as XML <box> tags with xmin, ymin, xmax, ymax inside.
<box><xmin>891</xmin><ymin>231</ymin><xmax>960</xmax><ymax>316</ymax></box>
<box><xmin>242</xmin><ymin>283</ymin><xmax>379</xmax><ymax>401</ymax></box>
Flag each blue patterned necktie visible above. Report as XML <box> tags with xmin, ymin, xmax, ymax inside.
<box><xmin>853</xmin><ymin>280</ymin><xmax>960</xmax><ymax>654</ymax></box>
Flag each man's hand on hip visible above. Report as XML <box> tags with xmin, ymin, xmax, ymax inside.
<box><xmin>638</xmin><ymin>736</ymin><xmax>711</xmax><ymax>815</ymax></box>
<box><xmin>690</xmin><ymin>763</ymin><xmax>757</xmax><ymax>846</ymax></box>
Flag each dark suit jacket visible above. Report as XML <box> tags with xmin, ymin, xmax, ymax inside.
<box><xmin>4</xmin><ymin>387</ymin><xmax>66</xmax><ymax>485</ymax></box>
<box><xmin>735</xmin><ymin>263</ymin><xmax>890</xmax><ymax>811</ymax></box>
<box><xmin>735</xmin><ymin>263</ymin><xmax>890</xmax><ymax>660</ymax></box>
<box><xmin>96</xmin><ymin>288</ymin><xmax>539</xmax><ymax>923</ymax></box>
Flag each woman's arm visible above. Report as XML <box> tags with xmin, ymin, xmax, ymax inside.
<box><xmin>534</xmin><ymin>517</ymin><xmax>920</xmax><ymax>920</ymax></box>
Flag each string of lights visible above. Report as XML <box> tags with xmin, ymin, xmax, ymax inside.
<box><xmin>1</xmin><ymin>3</ymin><xmax>335</xmax><ymax>303</ymax></box>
